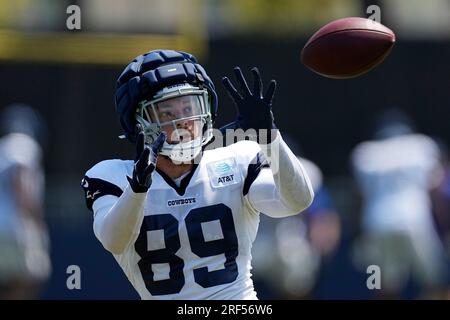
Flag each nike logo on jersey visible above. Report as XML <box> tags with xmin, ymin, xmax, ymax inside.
<box><xmin>167</xmin><ymin>197</ymin><xmax>196</xmax><ymax>207</ymax></box>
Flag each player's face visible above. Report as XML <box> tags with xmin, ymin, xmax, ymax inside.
<box><xmin>150</xmin><ymin>95</ymin><xmax>203</xmax><ymax>144</ymax></box>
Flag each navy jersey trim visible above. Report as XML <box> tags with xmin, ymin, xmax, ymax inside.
<box><xmin>243</xmin><ymin>152</ymin><xmax>270</xmax><ymax>196</ymax></box>
<box><xmin>156</xmin><ymin>163</ymin><xmax>199</xmax><ymax>196</ymax></box>
<box><xmin>81</xmin><ymin>176</ymin><xmax>123</xmax><ymax>211</ymax></box>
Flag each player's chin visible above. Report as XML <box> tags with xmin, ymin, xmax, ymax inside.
<box><xmin>167</xmin><ymin>132</ymin><xmax>197</xmax><ymax>144</ymax></box>
<box><xmin>160</xmin><ymin>154</ymin><xmax>172</xmax><ymax>161</ymax></box>
<box><xmin>166</xmin><ymin>137</ymin><xmax>193</xmax><ymax>144</ymax></box>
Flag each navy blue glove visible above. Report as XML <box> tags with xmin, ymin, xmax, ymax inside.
<box><xmin>127</xmin><ymin>124</ymin><xmax>166</xmax><ymax>193</ymax></box>
<box><xmin>222</xmin><ymin>67</ymin><xmax>277</xmax><ymax>143</ymax></box>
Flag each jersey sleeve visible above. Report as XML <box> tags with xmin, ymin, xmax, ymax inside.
<box><xmin>81</xmin><ymin>159</ymin><xmax>131</xmax><ymax>211</ymax></box>
<box><xmin>233</xmin><ymin>134</ymin><xmax>314</xmax><ymax>217</ymax></box>
<box><xmin>81</xmin><ymin>159</ymin><xmax>147</xmax><ymax>255</ymax></box>
<box><xmin>229</xmin><ymin>140</ymin><xmax>270</xmax><ymax>197</ymax></box>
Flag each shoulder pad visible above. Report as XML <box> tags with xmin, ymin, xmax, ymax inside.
<box><xmin>81</xmin><ymin>159</ymin><xmax>132</xmax><ymax>211</ymax></box>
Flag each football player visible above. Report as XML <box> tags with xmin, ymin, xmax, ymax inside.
<box><xmin>81</xmin><ymin>50</ymin><xmax>314</xmax><ymax>299</ymax></box>
<box><xmin>351</xmin><ymin>109</ymin><xmax>447</xmax><ymax>297</ymax></box>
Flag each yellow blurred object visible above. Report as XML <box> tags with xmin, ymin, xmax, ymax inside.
<box><xmin>0</xmin><ymin>0</ymin><xmax>207</xmax><ymax>65</ymax></box>
<box><xmin>0</xmin><ymin>29</ymin><xmax>205</xmax><ymax>65</ymax></box>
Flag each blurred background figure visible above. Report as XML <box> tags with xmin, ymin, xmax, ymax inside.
<box><xmin>430</xmin><ymin>142</ymin><xmax>450</xmax><ymax>254</ymax></box>
<box><xmin>0</xmin><ymin>104</ymin><xmax>51</xmax><ymax>299</ymax></box>
<box><xmin>429</xmin><ymin>141</ymin><xmax>450</xmax><ymax>299</ymax></box>
<box><xmin>252</xmin><ymin>137</ymin><xmax>342</xmax><ymax>299</ymax></box>
<box><xmin>350</xmin><ymin>108</ymin><xmax>448</xmax><ymax>298</ymax></box>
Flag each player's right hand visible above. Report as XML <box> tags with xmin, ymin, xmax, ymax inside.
<box><xmin>127</xmin><ymin>124</ymin><xmax>166</xmax><ymax>193</ymax></box>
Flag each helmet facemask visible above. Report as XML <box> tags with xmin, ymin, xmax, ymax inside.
<box><xmin>135</xmin><ymin>83</ymin><xmax>214</xmax><ymax>164</ymax></box>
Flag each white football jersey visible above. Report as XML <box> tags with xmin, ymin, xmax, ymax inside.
<box><xmin>351</xmin><ymin>133</ymin><xmax>440</xmax><ymax>233</ymax></box>
<box><xmin>83</xmin><ymin>140</ymin><xmax>270</xmax><ymax>300</ymax></box>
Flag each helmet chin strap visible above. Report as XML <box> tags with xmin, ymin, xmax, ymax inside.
<box><xmin>159</xmin><ymin>137</ymin><xmax>203</xmax><ymax>164</ymax></box>
<box><xmin>136</xmin><ymin>116</ymin><xmax>205</xmax><ymax>164</ymax></box>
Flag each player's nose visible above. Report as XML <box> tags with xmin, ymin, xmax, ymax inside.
<box><xmin>176</xmin><ymin>121</ymin><xmax>187</xmax><ymax>129</ymax></box>
<box><xmin>176</xmin><ymin>119</ymin><xmax>192</xmax><ymax>128</ymax></box>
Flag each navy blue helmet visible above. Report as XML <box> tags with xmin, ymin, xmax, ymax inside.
<box><xmin>115</xmin><ymin>50</ymin><xmax>218</xmax><ymax>159</ymax></box>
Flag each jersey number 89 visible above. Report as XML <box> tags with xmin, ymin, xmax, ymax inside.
<box><xmin>134</xmin><ymin>203</ymin><xmax>239</xmax><ymax>296</ymax></box>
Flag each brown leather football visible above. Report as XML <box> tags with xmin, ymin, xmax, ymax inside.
<box><xmin>301</xmin><ymin>17</ymin><xmax>396</xmax><ymax>79</ymax></box>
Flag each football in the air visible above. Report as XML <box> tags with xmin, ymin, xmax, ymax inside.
<box><xmin>301</xmin><ymin>17</ymin><xmax>396</xmax><ymax>79</ymax></box>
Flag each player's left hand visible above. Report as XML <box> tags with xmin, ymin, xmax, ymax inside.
<box><xmin>222</xmin><ymin>66</ymin><xmax>277</xmax><ymax>143</ymax></box>
<box><xmin>127</xmin><ymin>124</ymin><xmax>166</xmax><ymax>193</ymax></box>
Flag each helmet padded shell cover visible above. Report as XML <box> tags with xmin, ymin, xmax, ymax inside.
<box><xmin>115</xmin><ymin>50</ymin><xmax>218</xmax><ymax>142</ymax></box>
